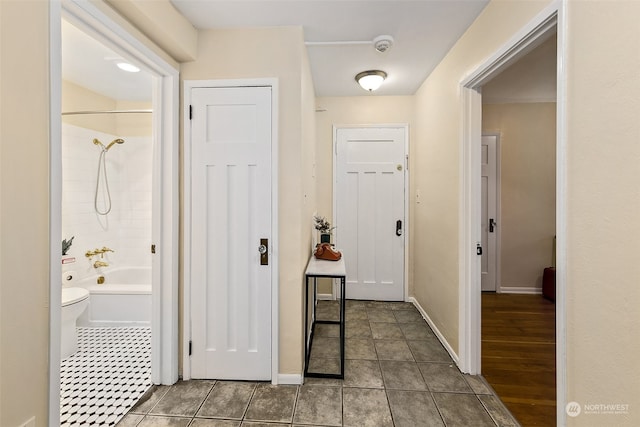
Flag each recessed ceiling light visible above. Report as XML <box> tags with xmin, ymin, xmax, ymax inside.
<box><xmin>116</xmin><ymin>62</ymin><xmax>140</xmax><ymax>73</ymax></box>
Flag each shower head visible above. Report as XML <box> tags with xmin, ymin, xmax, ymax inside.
<box><xmin>93</xmin><ymin>138</ymin><xmax>105</xmax><ymax>149</ymax></box>
<box><xmin>105</xmin><ymin>138</ymin><xmax>125</xmax><ymax>151</ymax></box>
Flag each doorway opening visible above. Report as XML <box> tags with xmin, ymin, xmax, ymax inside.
<box><xmin>59</xmin><ymin>16</ymin><xmax>155</xmax><ymax>424</ymax></box>
<box><xmin>459</xmin><ymin>3</ymin><xmax>566</xmax><ymax>426</ymax></box>
<box><xmin>49</xmin><ymin>2</ymin><xmax>179</xmax><ymax>424</ymax></box>
<box><xmin>480</xmin><ymin>33</ymin><xmax>558</xmax><ymax>425</ymax></box>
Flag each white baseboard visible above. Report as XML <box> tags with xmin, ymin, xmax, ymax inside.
<box><xmin>499</xmin><ymin>286</ymin><xmax>542</xmax><ymax>294</ymax></box>
<box><xmin>317</xmin><ymin>293</ymin><xmax>333</xmax><ymax>300</ymax></box>
<box><xmin>408</xmin><ymin>297</ymin><xmax>460</xmax><ymax>366</ymax></box>
<box><xmin>277</xmin><ymin>373</ymin><xmax>303</xmax><ymax>385</ymax></box>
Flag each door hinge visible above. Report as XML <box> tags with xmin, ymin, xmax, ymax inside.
<box><xmin>151</xmin><ymin>244</ymin><xmax>156</xmax><ymax>254</ymax></box>
<box><xmin>189</xmin><ymin>105</ymin><xmax>193</xmax><ymax>120</ymax></box>
<box><xmin>189</xmin><ymin>340</ymin><xmax>192</xmax><ymax>356</ymax></box>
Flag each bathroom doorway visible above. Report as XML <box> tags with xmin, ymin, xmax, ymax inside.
<box><xmin>60</xmin><ymin>17</ymin><xmax>155</xmax><ymax>424</ymax></box>
<box><xmin>50</xmin><ymin>2</ymin><xmax>179</xmax><ymax>425</ymax></box>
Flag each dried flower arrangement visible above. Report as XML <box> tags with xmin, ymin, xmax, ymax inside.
<box><xmin>313</xmin><ymin>215</ymin><xmax>335</xmax><ymax>234</ymax></box>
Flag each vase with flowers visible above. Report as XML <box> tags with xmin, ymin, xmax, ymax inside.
<box><xmin>313</xmin><ymin>215</ymin><xmax>335</xmax><ymax>244</ymax></box>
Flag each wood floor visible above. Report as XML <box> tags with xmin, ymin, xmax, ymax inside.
<box><xmin>482</xmin><ymin>293</ymin><xmax>556</xmax><ymax>426</ymax></box>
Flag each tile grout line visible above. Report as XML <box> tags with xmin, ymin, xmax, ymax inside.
<box><xmin>290</xmin><ymin>383</ymin><xmax>301</xmax><ymax>425</ymax></box>
<box><xmin>189</xmin><ymin>380</ymin><xmax>217</xmax><ymax>423</ymax></box>
<box><xmin>476</xmin><ymin>394</ymin><xmax>502</xmax><ymax>427</ymax></box>
<box><xmin>240</xmin><ymin>382</ymin><xmax>259</xmax><ymax>422</ymax></box>
<box><xmin>118</xmin><ymin>301</ymin><xmax>519</xmax><ymax>426</ymax></box>
<box><xmin>429</xmin><ymin>390</ymin><xmax>449</xmax><ymax>427</ymax></box>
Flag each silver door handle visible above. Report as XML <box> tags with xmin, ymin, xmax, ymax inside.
<box><xmin>258</xmin><ymin>245</ymin><xmax>267</xmax><ymax>255</ymax></box>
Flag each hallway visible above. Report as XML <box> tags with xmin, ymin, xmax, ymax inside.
<box><xmin>118</xmin><ymin>300</ymin><xmax>518</xmax><ymax>426</ymax></box>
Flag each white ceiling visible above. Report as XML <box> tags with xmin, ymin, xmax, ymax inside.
<box><xmin>171</xmin><ymin>0</ymin><xmax>489</xmax><ymax>97</ymax></box>
<box><xmin>482</xmin><ymin>34</ymin><xmax>557</xmax><ymax>104</ymax></box>
<box><xmin>62</xmin><ymin>19</ymin><xmax>153</xmax><ymax>104</ymax></box>
<box><xmin>62</xmin><ymin>1</ymin><xmax>490</xmax><ymax>101</ymax></box>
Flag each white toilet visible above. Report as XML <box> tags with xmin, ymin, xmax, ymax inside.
<box><xmin>61</xmin><ymin>287</ymin><xmax>90</xmax><ymax>359</ymax></box>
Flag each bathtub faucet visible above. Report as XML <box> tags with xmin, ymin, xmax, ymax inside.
<box><xmin>85</xmin><ymin>247</ymin><xmax>115</xmax><ymax>259</ymax></box>
<box><xmin>99</xmin><ymin>246</ymin><xmax>114</xmax><ymax>258</ymax></box>
<box><xmin>85</xmin><ymin>249</ymin><xmax>99</xmax><ymax>258</ymax></box>
<box><xmin>93</xmin><ymin>260</ymin><xmax>109</xmax><ymax>268</ymax></box>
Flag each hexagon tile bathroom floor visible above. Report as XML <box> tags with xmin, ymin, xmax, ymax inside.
<box><xmin>60</xmin><ymin>327</ymin><xmax>152</xmax><ymax>426</ymax></box>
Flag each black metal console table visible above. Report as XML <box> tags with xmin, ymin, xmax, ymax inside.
<box><xmin>304</xmin><ymin>255</ymin><xmax>346</xmax><ymax>379</ymax></box>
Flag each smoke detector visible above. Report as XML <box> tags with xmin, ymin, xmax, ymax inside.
<box><xmin>373</xmin><ymin>35</ymin><xmax>394</xmax><ymax>53</ymax></box>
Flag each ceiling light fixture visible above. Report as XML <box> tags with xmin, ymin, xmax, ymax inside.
<box><xmin>116</xmin><ymin>62</ymin><xmax>140</xmax><ymax>73</ymax></box>
<box><xmin>355</xmin><ymin>70</ymin><xmax>387</xmax><ymax>92</ymax></box>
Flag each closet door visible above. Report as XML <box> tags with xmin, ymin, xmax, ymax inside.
<box><xmin>190</xmin><ymin>86</ymin><xmax>272</xmax><ymax>380</ymax></box>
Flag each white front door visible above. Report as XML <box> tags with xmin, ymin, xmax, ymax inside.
<box><xmin>189</xmin><ymin>86</ymin><xmax>272</xmax><ymax>380</ymax></box>
<box><xmin>335</xmin><ymin>126</ymin><xmax>406</xmax><ymax>301</ymax></box>
<box><xmin>481</xmin><ymin>134</ymin><xmax>498</xmax><ymax>292</ymax></box>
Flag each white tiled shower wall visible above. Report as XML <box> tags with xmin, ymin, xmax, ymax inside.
<box><xmin>62</xmin><ymin>123</ymin><xmax>152</xmax><ymax>280</ymax></box>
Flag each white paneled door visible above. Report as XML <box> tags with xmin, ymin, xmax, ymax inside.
<box><xmin>190</xmin><ymin>86</ymin><xmax>272</xmax><ymax>380</ymax></box>
<box><xmin>481</xmin><ymin>135</ymin><xmax>498</xmax><ymax>292</ymax></box>
<box><xmin>335</xmin><ymin>126</ymin><xmax>406</xmax><ymax>301</ymax></box>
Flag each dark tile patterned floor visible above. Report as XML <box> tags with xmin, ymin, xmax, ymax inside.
<box><xmin>117</xmin><ymin>300</ymin><xmax>519</xmax><ymax>426</ymax></box>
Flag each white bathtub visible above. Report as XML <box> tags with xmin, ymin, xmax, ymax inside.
<box><xmin>76</xmin><ymin>267</ymin><xmax>151</xmax><ymax>327</ymax></box>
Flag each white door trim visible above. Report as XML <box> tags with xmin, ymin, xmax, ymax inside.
<box><xmin>182</xmin><ymin>79</ymin><xmax>279</xmax><ymax>383</ymax></box>
<box><xmin>332</xmin><ymin>124</ymin><xmax>410</xmax><ymax>302</ymax></box>
<box><xmin>50</xmin><ymin>0</ymin><xmax>180</xmax><ymax>423</ymax></box>
<box><xmin>459</xmin><ymin>1</ymin><xmax>566</xmax><ymax>425</ymax></box>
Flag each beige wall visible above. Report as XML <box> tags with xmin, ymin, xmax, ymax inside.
<box><xmin>105</xmin><ymin>0</ymin><xmax>197</xmax><ymax>62</ymax></box>
<box><xmin>482</xmin><ymin>102</ymin><xmax>556</xmax><ymax>290</ymax></box>
<box><xmin>565</xmin><ymin>1</ymin><xmax>640</xmax><ymax>425</ymax></box>
<box><xmin>413</xmin><ymin>0</ymin><xmax>640</xmax><ymax>424</ymax></box>
<box><xmin>482</xmin><ymin>35</ymin><xmax>557</xmax><ymax>104</ymax></box>
<box><xmin>114</xmin><ymin>100</ymin><xmax>152</xmax><ymax>137</ymax></box>
<box><xmin>301</xmin><ymin>46</ymin><xmax>317</xmax><ymax>260</ymax></box>
<box><xmin>62</xmin><ymin>80</ymin><xmax>152</xmax><ymax>136</ymax></box>
<box><xmin>63</xmin><ymin>80</ymin><xmax>117</xmax><ymax>133</ymax></box>
<box><xmin>412</xmin><ymin>0</ymin><xmax>553</xmax><ymax>354</ymax></box>
<box><xmin>0</xmin><ymin>1</ymin><xmax>51</xmax><ymax>426</ymax></box>
<box><xmin>180</xmin><ymin>27</ymin><xmax>316</xmax><ymax>376</ymax></box>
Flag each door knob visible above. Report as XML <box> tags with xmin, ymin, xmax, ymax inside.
<box><xmin>396</xmin><ymin>220</ymin><xmax>403</xmax><ymax>236</ymax></box>
<box><xmin>258</xmin><ymin>245</ymin><xmax>267</xmax><ymax>255</ymax></box>
<box><xmin>489</xmin><ymin>218</ymin><xmax>497</xmax><ymax>233</ymax></box>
